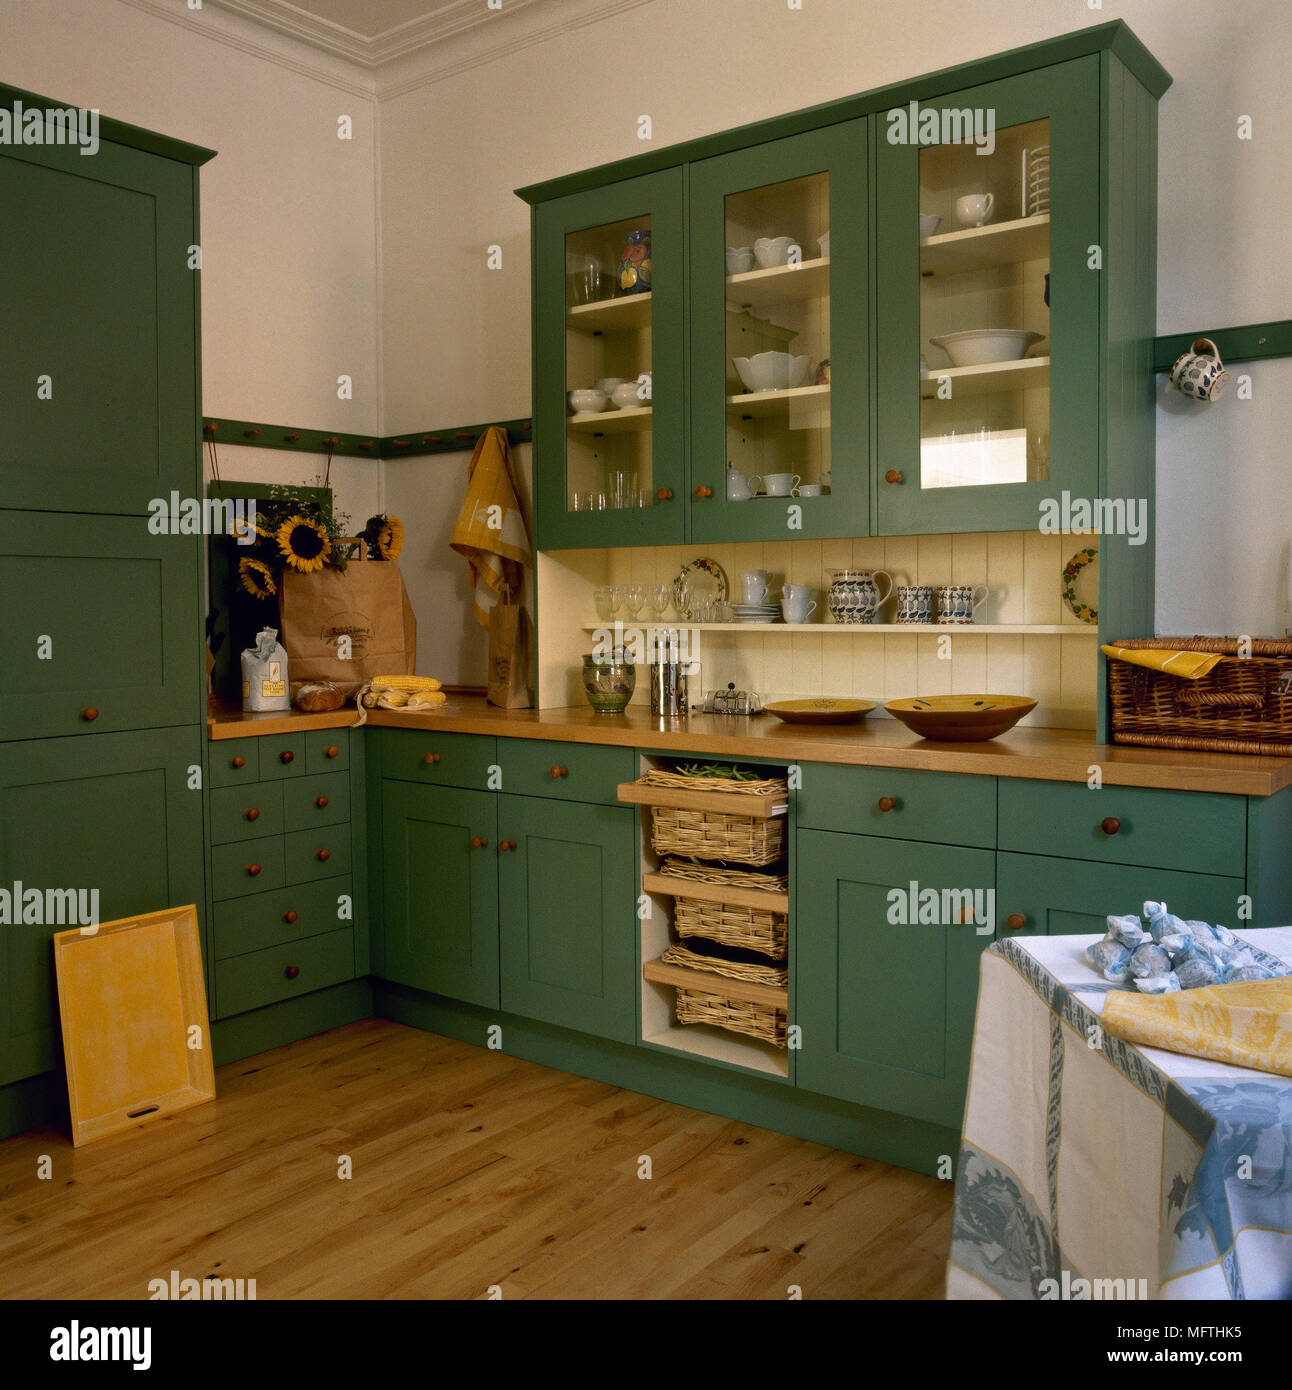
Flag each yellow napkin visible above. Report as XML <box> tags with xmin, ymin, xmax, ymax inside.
<box><xmin>1101</xmin><ymin>645</ymin><xmax>1224</xmax><ymax>680</ymax></box>
<box><xmin>449</xmin><ymin>425</ymin><xmax>531</xmax><ymax>628</ymax></box>
<box><xmin>1102</xmin><ymin>978</ymin><xmax>1292</xmax><ymax>1077</ymax></box>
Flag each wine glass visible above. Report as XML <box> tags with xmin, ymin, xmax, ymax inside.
<box><xmin>623</xmin><ymin>584</ymin><xmax>644</xmax><ymax>619</ymax></box>
<box><xmin>648</xmin><ymin>584</ymin><xmax>670</xmax><ymax>619</ymax></box>
<box><xmin>594</xmin><ymin>586</ymin><xmax>616</xmax><ymax>621</ymax></box>
<box><xmin>671</xmin><ymin>577</ymin><xmax>690</xmax><ymax>619</ymax></box>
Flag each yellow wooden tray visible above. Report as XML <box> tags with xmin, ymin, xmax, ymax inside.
<box><xmin>54</xmin><ymin>905</ymin><xmax>215</xmax><ymax>1146</ymax></box>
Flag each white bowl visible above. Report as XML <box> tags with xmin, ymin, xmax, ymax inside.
<box><xmin>725</xmin><ymin>246</ymin><xmax>753</xmax><ymax>275</ymax></box>
<box><xmin>919</xmin><ymin>213</ymin><xmax>941</xmax><ymax>238</ymax></box>
<box><xmin>731</xmin><ymin>351</ymin><xmax>812</xmax><ymax>392</ymax></box>
<box><xmin>753</xmin><ymin>236</ymin><xmax>799</xmax><ymax>268</ymax></box>
<box><xmin>568</xmin><ymin>388</ymin><xmax>608</xmax><ymax>414</ymax></box>
<box><xmin>611</xmin><ymin>383</ymin><xmax>642</xmax><ymax>409</ymax></box>
<box><xmin>595</xmin><ymin>376</ymin><xmax>627</xmax><ymax>397</ymax></box>
<box><xmin>928</xmin><ymin>329</ymin><xmax>1045</xmax><ymax>368</ymax></box>
<box><xmin>817</xmin><ymin>232</ymin><xmax>830</xmax><ymax>258</ymax></box>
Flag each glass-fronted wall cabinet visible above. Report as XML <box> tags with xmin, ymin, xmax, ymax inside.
<box><xmin>874</xmin><ymin>59</ymin><xmax>1099</xmax><ymax>534</ymax></box>
<box><xmin>689</xmin><ymin>122</ymin><xmax>869</xmax><ymax>542</ymax></box>
<box><xmin>533</xmin><ymin>168</ymin><xmax>686</xmax><ymax>548</ymax></box>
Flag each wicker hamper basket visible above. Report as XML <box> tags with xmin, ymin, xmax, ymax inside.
<box><xmin>642</xmin><ymin>769</ymin><xmax>788</xmax><ymax>866</ymax></box>
<box><xmin>1107</xmin><ymin>637</ymin><xmax>1292</xmax><ymax>757</ymax></box>
<box><xmin>661</xmin><ymin>941</ymin><xmax>789</xmax><ymax>1047</ymax></box>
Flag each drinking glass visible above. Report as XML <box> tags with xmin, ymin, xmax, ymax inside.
<box><xmin>671</xmin><ymin>578</ymin><xmax>690</xmax><ymax>619</ymax></box>
<box><xmin>593</xmin><ymin>586</ymin><xmax>616</xmax><ymax>621</ymax></box>
<box><xmin>610</xmin><ymin>584</ymin><xmax>625</xmax><ymax>617</ymax></box>
<box><xmin>648</xmin><ymin>584</ymin><xmax>670</xmax><ymax>619</ymax></box>
<box><xmin>623</xmin><ymin>584</ymin><xmax>645</xmax><ymax>619</ymax></box>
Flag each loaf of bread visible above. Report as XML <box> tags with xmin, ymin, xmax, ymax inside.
<box><xmin>292</xmin><ymin>681</ymin><xmax>346</xmax><ymax>713</ymax></box>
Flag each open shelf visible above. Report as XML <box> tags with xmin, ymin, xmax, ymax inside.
<box><xmin>584</xmin><ymin>620</ymin><xmax>1097</xmax><ymax>636</ymax></box>
<box><xmin>727</xmin><ymin>383</ymin><xmax>830</xmax><ymax>417</ymax></box>
<box><xmin>725</xmin><ymin>256</ymin><xmax>830</xmax><ymax>311</ymax></box>
<box><xmin>643</xmin><ymin>956</ymin><xmax>788</xmax><ymax>1010</ymax></box>
<box><xmin>642</xmin><ymin>870</ymin><xmax>789</xmax><ymax>914</ymax></box>
<box><xmin>566</xmin><ymin>292</ymin><xmax>652</xmax><ymax>333</ymax></box>
<box><xmin>567</xmin><ymin>405</ymin><xmax>652</xmax><ymax>433</ymax></box>
<box><xmin>920</xmin><ymin>214</ymin><xmax>1050</xmax><ymax>275</ymax></box>
<box><xmin>920</xmin><ymin>356</ymin><xmax>1049</xmax><ymax>399</ymax></box>
<box><xmin>619</xmin><ymin>780</ymin><xmax>787</xmax><ymax>818</ymax></box>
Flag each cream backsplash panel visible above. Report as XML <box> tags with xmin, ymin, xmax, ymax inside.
<box><xmin>541</xmin><ymin>530</ymin><xmax>1097</xmax><ymax>726</ymax></box>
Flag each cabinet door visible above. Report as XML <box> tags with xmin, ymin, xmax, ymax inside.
<box><xmin>995</xmin><ymin>852</ymin><xmax>1246</xmax><ymax>940</ymax></box>
<box><xmin>0</xmin><ymin>139</ymin><xmax>199</xmax><ymax>514</ymax></box>
<box><xmin>379</xmin><ymin>782</ymin><xmax>498</xmax><ymax>1007</ymax></box>
<box><xmin>796</xmin><ymin>829</ymin><xmax>995</xmax><ymax>1128</ymax></box>
<box><xmin>0</xmin><ymin>511</ymin><xmax>201</xmax><ymax>741</ymax></box>
<box><xmin>875</xmin><ymin>57</ymin><xmax>1100</xmax><ymax>533</ymax></box>
<box><xmin>497</xmin><ymin>795</ymin><xmax>637</xmax><ymax>1042</ymax></box>
<box><xmin>689</xmin><ymin>119</ymin><xmax>870</xmax><ymax>541</ymax></box>
<box><xmin>533</xmin><ymin>168</ymin><xmax>686</xmax><ymax>549</ymax></box>
<box><xmin>0</xmin><ymin>728</ymin><xmax>205</xmax><ymax>1085</ymax></box>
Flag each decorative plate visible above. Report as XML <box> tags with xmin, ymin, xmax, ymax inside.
<box><xmin>764</xmin><ymin>698</ymin><xmax>875</xmax><ymax>725</ymax></box>
<box><xmin>1062</xmin><ymin>547</ymin><xmax>1098</xmax><ymax>625</ymax></box>
<box><xmin>674</xmin><ymin>557</ymin><xmax>728</xmax><ymax>618</ymax></box>
<box><xmin>885</xmin><ymin>694</ymin><xmax>1036</xmax><ymax>742</ymax></box>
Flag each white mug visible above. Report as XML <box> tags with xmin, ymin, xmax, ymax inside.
<box><xmin>955</xmin><ymin>192</ymin><xmax>994</xmax><ymax>228</ymax></box>
<box><xmin>741</xmin><ymin>569</ymin><xmax>771</xmax><ymax>604</ymax></box>
<box><xmin>797</xmin><ymin>484</ymin><xmax>825</xmax><ymax>496</ymax></box>
<box><xmin>750</xmin><ymin>472</ymin><xmax>800</xmax><ymax>498</ymax></box>
<box><xmin>781</xmin><ymin>596</ymin><xmax>817</xmax><ymax>624</ymax></box>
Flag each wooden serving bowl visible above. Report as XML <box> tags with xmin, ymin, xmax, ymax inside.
<box><xmin>885</xmin><ymin>694</ymin><xmax>1036</xmax><ymax>741</ymax></box>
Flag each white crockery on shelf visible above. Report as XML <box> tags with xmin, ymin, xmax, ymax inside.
<box><xmin>928</xmin><ymin>328</ymin><xmax>1045</xmax><ymax>368</ymax></box>
<box><xmin>919</xmin><ymin>213</ymin><xmax>942</xmax><ymax>238</ymax></box>
<box><xmin>568</xmin><ymin>388</ymin><xmax>608</xmax><ymax>413</ymax></box>
<box><xmin>753</xmin><ymin>236</ymin><xmax>799</xmax><ymax>268</ymax></box>
<box><xmin>725</xmin><ymin>246</ymin><xmax>754</xmax><ymax>274</ymax></box>
<box><xmin>595</xmin><ymin>376</ymin><xmax>627</xmax><ymax>397</ymax></box>
<box><xmin>611</xmin><ymin>382</ymin><xmax>642</xmax><ymax>409</ymax></box>
<box><xmin>731</xmin><ymin>351</ymin><xmax>811</xmax><ymax>392</ymax></box>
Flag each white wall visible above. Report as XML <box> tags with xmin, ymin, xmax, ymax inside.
<box><xmin>378</xmin><ymin>0</ymin><xmax>1292</xmax><ymax>639</ymax></box>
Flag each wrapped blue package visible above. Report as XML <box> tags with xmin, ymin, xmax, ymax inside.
<box><xmin>1175</xmin><ymin>955</ymin><xmax>1222</xmax><ymax>990</ymax></box>
<box><xmin>1224</xmin><ymin>963</ymin><xmax>1275</xmax><ymax>984</ymax></box>
<box><xmin>1150</xmin><ymin>913</ymin><xmax>1190</xmax><ymax>945</ymax></box>
<box><xmin>1134</xmin><ymin>971</ymin><xmax>1181</xmax><ymax>994</ymax></box>
<box><xmin>1086</xmin><ymin>939</ymin><xmax>1132</xmax><ymax>983</ymax></box>
<box><xmin>1129</xmin><ymin>942</ymin><xmax>1172</xmax><ymax>978</ymax></box>
<box><xmin>1142</xmin><ymin>901</ymin><xmax>1168</xmax><ymax>921</ymax></box>
<box><xmin>1106</xmin><ymin>914</ymin><xmax>1146</xmax><ymax>949</ymax></box>
<box><xmin>1185</xmin><ymin>920</ymin><xmax>1218</xmax><ymax>943</ymax></box>
<box><xmin>1212</xmin><ymin>922</ymin><xmax>1238</xmax><ymax>947</ymax></box>
<box><xmin>1157</xmin><ymin>932</ymin><xmax>1191</xmax><ymax>956</ymax></box>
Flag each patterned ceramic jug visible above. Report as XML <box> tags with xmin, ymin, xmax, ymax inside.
<box><xmin>827</xmin><ymin>569</ymin><xmax>893</xmax><ymax>624</ymax></box>
<box><xmin>618</xmin><ymin>229</ymin><xmax>652</xmax><ymax>294</ymax></box>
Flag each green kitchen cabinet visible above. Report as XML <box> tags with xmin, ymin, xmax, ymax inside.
<box><xmin>796</xmin><ymin>829</ymin><xmax>996</xmax><ymax>1128</ymax></box>
<box><xmin>496</xmin><ymin>793</ymin><xmax>637</xmax><ymax>1042</ymax></box>
<box><xmin>688</xmin><ymin>120</ymin><xmax>870</xmax><ymax>541</ymax></box>
<box><xmin>0</xmin><ymin>87</ymin><xmax>212</xmax><ymax>515</ymax></box>
<box><xmin>0</xmin><ymin>728</ymin><xmax>206</xmax><ymax>1087</ymax></box>
<box><xmin>379</xmin><ymin>780</ymin><xmax>500</xmax><ymax>1007</ymax></box>
<box><xmin>533</xmin><ymin>168</ymin><xmax>687</xmax><ymax>549</ymax></box>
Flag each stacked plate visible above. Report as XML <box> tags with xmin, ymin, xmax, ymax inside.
<box><xmin>730</xmin><ymin>602</ymin><xmax>780</xmax><ymax>624</ymax></box>
<box><xmin>1023</xmin><ymin>144</ymin><xmax>1050</xmax><ymax>217</ymax></box>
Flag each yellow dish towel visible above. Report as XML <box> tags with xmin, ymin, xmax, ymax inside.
<box><xmin>1101</xmin><ymin>645</ymin><xmax>1224</xmax><ymax>680</ymax></box>
<box><xmin>449</xmin><ymin>425</ymin><xmax>531</xmax><ymax>628</ymax></box>
<box><xmin>1102</xmin><ymin>978</ymin><xmax>1292</xmax><ymax>1077</ymax></box>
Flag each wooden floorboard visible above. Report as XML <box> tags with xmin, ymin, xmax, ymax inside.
<box><xmin>0</xmin><ymin>1019</ymin><xmax>952</xmax><ymax>1300</ymax></box>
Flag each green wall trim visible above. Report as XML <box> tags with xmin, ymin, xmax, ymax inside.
<box><xmin>1153</xmin><ymin>320</ymin><xmax>1292</xmax><ymax>372</ymax></box>
<box><xmin>0</xmin><ymin>80</ymin><xmax>216</xmax><ymax>167</ymax></box>
<box><xmin>202</xmin><ymin>416</ymin><xmax>533</xmax><ymax>460</ymax></box>
<box><xmin>372</xmin><ymin>982</ymin><xmax>959</xmax><ymax>1177</ymax></box>
<box><xmin>515</xmin><ymin>21</ymin><xmax>1169</xmax><ymax>205</ymax></box>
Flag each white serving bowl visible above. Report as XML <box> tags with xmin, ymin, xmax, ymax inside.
<box><xmin>611</xmin><ymin>382</ymin><xmax>642</xmax><ymax>409</ymax></box>
<box><xmin>595</xmin><ymin>376</ymin><xmax>627</xmax><ymax>397</ymax></box>
<box><xmin>725</xmin><ymin>246</ymin><xmax>753</xmax><ymax>275</ymax></box>
<box><xmin>731</xmin><ymin>351</ymin><xmax>812</xmax><ymax>392</ymax></box>
<box><xmin>568</xmin><ymin>388</ymin><xmax>608</xmax><ymax>414</ymax></box>
<box><xmin>753</xmin><ymin>236</ymin><xmax>799</xmax><ymax>268</ymax></box>
<box><xmin>919</xmin><ymin>213</ymin><xmax>942</xmax><ymax>238</ymax></box>
<box><xmin>928</xmin><ymin>328</ymin><xmax>1045</xmax><ymax>368</ymax></box>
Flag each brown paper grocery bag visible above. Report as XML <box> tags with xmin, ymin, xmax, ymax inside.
<box><xmin>488</xmin><ymin>594</ymin><xmax>532</xmax><ymax>709</ymax></box>
<box><xmin>279</xmin><ymin>541</ymin><xmax>416</xmax><ymax>694</ymax></box>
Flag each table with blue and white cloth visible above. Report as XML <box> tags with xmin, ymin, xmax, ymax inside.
<box><xmin>948</xmin><ymin>928</ymin><xmax>1292</xmax><ymax>1300</ymax></box>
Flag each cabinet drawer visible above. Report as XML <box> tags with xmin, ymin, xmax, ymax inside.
<box><xmin>257</xmin><ymin>734</ymin><xmax>308</xmax><ymax>780</ymax></box>
<box><xmin>504</xmin><ymin>739</ymin><xmax>635</xmax><ymax>805</ymax></box>
<box><xmin>210</xmin><ymin>738</ymin><xmax>262</xmax><ymax>788</ymax></box>
<box><xmin>211</xmin><ymin>839</ymin><xmax>284</xmax><ymax>900</ymax></box>
<box><xmin>998</xmin><ymin>779</ymin><xmax>1247</xmax><ymax>877</ymax></box>
<box><xmin>283</xmin><ymin>825</ymin><xmax>351</xmax><ymax>882</ymax></box>
<box><xmin>305</xmin><ymin>729</ymin><xmax>348</xmax><ymax>772</ymax></box>
<box><xmin>374</xmin><ymin>729</ymin><xmax>497</xmax><ymax>791</ymax></box>
<box><xmin>796</xmin><ymin>763</ymin><xmax>996</xmax><ymax>848</ymax></box>
<box><xmin>216</xmin><ymin>928</ymin><xmax>354</xmax><ymax>1017</ymax></box>
<box><xmin>282</xmin><ymin>771</ymin><xmax>350</xmax><ymax>832</ymax></box>
<box><xmin>209</xmin><ymin>781</ymin><xmax>284</xmax><ymax>844</ymax></box>
<box><xmin>214</xmin><ymin>877</ymin><xmax>352</xmax><ymax>960</ymax></box>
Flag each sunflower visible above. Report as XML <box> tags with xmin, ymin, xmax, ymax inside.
<box><xmin>377</xmin><ymin>515</ymin><xmax>405</xmax><ymax>561</ymax></box>
<box><xmin>229</xmin><ymin>517</ymin><xmax>268</xmax><ymax>545</ymax></box>
<box><xmin>276</xmin><ymin>514</ymin><xmax>331</xmax><ymax>573</ymax></box>
<box><xmin>238</xmin><ymin>556</ymin><xmax>276</xmax><ymax>599</ymax></box>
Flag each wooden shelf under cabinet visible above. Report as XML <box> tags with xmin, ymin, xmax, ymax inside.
<box><xmin>642</xmin><ymin>871</ymin><xmax>790</xmax><ymax>914</ymax></box>
<box><xmin>568</xmin><ymin>405</ymin><xmax>652</xmax><ymax>432</ymax></box>
<box><xmin>566</xmin><ymin>293</ymin><xmax>652</xmax><ymax>333</ymax></box>
<box><xmin>643</xmin><ymin>956</ymin><xmax>789</xmax><ymax>1011</ymax></box>
<box><xmin>919</xmin><ymin>214</ymin><xmax>1050</xmax><ymax>275</ymax></box>
<box><xmin>617</xmin><ymin>781</ymin><xmax>787</xmax><ymax>818</ymax></box>
<box><xmin>920</xmin><ymin>356</ymin><xmax>1049</xmax><ymax>398</ymax></box>
<box><xmin>725</xmin><ymin>256</ymin><xmax>830</xmax><ymax>311</ymax></box>
<box><xmin>727</xmin><ymin>383</ymin><xmax>830</xmax><ymax>417</ymax></box>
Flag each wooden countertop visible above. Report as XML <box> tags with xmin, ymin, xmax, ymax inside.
<box><xmin>208</xmin><ymin>695</ymin><xmax>1292</xmax><ymax>796</ymax></box>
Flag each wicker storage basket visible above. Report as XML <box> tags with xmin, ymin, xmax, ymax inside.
<box><xmin>1107</xmin><ymin>637</ymin><xmax>1292</xmax><ymax>756</ymax></box>
<box><xmin>672</xmin><ymin>895</ymin><xmax>787</xmax><ymax>959</ymax></box>
<box><xmin>650</xmin><ymin>805</ymin><xmax>784</xmax><ymax>864</ymax></box>
<box><xmin>658</xmin><ymin>940</ymin><xmax>788</xmax><ymax>1047</ymax></box>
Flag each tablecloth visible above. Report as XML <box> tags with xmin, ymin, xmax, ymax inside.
<box><xmin>948</xmin><ymin>927</ymin><xmax>1292</xmax><ymax>1300</ymax></box>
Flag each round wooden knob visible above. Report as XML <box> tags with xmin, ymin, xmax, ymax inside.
<box><xmin>1007</xmin><ymin>913</ymin><xmax>1027</xmax><ymax>931</ymax></box>
<box><xmin>1100</xmin><ymin>817</ymin><xmax>1122</xmax><ymax>835</ymax></box>
<box><xmin>279</xmin><ymin>750</ymin><xmax>294</xmax><ymax>764</ymax></box>
<box><xmin>244</xmin><ymin>807</ymin><xmax>260</xmax><ymax>822</ymax></box>
<box><xmin>656</xmin><ymin>487</ymin><xmax>673</xmax><ymax>501</ymax></box>
<box><xmin>246</xmin><ymin>863</ymin><xmax>262</xmax><ymax>877</ymax></box>
<box><xmin>315</xmin><ymin>796</ymin><xmax>329</xmax><ymax>808</ymax></box>
<box><xmin>884</xmin><ymin>469</ymin><xmax>903</xmax><ymax>484</ymax></box>
<box><xmin>471</xmin><ymin>836</ymin><xmax>488</xmax><ymax>849</ymax></box>
<box><xmin>283</xmin><ymin>910</ymin><xmax>298</xmax><ymax>924</ymax></box>
<box><xmin>877</xmin><ymin>796</ymin><xmax>897</xmax><ymax>812</ymax></box>
<box><xmin>499</xmin><ymin>840</ymin><xmax>517</xmax><ymax>852</ymax></box>
<box><xmin>550</xmin><ymin>766</ymin><xmax>568</xmax><ymax>779</ymax></box>
<box><xmin>424</xmin><ymin>753</ymin><xmax>441</xmax><ymax>765</ymax></box>
<box><xmin>231</xmin><ymin>756</ymin><xmax>246</xmax><ymax>769</ymax></box>
<box><xmin>81</xmin><ymin>707</ymin><xmax>99</xmax><ymax>722</ymax></box>
<box><xmin>324</xmin><ymin>745</ymin><xmax>339</xmax><ymax>758</ymax></box>
<box><xmin>284</xmin><ymin>965</ymin><xmax>300</xmax><ymax>980</ymax></box>
<box><xmin>316</xmin><ymin>848</ymin><xmax>331</xmax><ymax>862</ymax></box>
<box><xmin>694</xmin><ymin>485</ymin><xmax>712</xmax><ymax>499</ymax></box>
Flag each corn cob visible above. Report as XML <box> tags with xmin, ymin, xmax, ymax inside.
<box><xmin>370</xmin><ymin>674</ymin><xmax>442</xmax><ymax>691</ymax></box>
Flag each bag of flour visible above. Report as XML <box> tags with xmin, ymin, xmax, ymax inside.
<box><xmin>241</xmin><ymin>627</ymin><xmax>290</xmax><ymax>711</ymax></box>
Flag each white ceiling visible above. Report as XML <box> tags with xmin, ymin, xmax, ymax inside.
<box><xmin>274</xmin><ymin>0</ymin><xmax>447</xmax><ymax>40</ymax></box>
